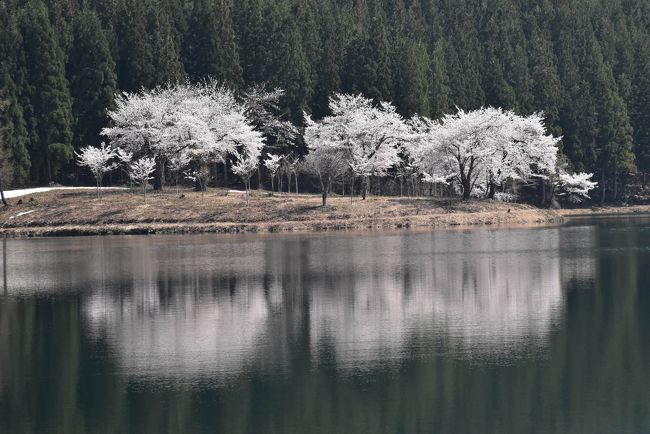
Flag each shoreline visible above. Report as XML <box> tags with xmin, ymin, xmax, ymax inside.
<box><xmin>0</xmin><ymin>209</ymin><xmax>564</xmax><ymax>237</ymax></box>
<box><xmin>1</xmin><ymin>189</ymin><xmax>648</xmax><ymax>238</ymax></box>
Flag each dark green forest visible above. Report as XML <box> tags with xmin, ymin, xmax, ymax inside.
<box><xmin>1</xmin><ymin>0</ymin><xmax>650</xmax><ymax>201</ymax></box>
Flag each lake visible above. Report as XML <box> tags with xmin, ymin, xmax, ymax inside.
<box><xmin>1</xmin><ymin>219</ymin><xmax>649</xmax><ymax>434</ymax></box>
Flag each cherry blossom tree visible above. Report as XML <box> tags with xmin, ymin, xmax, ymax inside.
<box><xmin>304</xmin><ymin>115</ymin><xmax>349</xmax><ymax>207</ymax></box>
<box><xmin>232</xmin><ymin>143</ymin><xmax>263</xmax><ymax>205</ymax></box>
<box><xmin>555</xmin><ymin>172</ymin><xmax>597</xmax><ymax>203</ymax></box>
<box><xmin>184</xmin><ymin>166</ymin><xmax>210</xmax><ymax>201</ymax></box>
<box><xmin>264</xmin><ymin>154</ymin><xmax>282</xmax><ymax>192</ymax></box>
<box><xmin>407</xmin><ymin>108</ymin><xmax>561</xmax><ymax>200</ymax></box>
<box><xmin>128</xmin><ymin>157</ymin><xmax>156</xmax><ymax>200</ymax></box>
<box><xmin>75</xmin><ymin>142</ymin><xmax>118</xmax><ymax>199</ymax></box>
<box><xmin>103</xmin><ymin>82</ymin><xmax>266</xmax><ymax>196</ymax></box>
<box><xmin>309</xmin><ymin>94</ymin><xmax>407</xmax><ymax>200</ymax></box>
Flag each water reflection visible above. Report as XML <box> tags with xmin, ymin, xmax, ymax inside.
<box><xmin>5</xmin><ymin>228</ymin><xmax>584</xmax><ymax>379</ymax></box>
<box><xmin>1</xmin><ymin>223</ymin><xmax>649</xmax><ymax>434</ymax></box>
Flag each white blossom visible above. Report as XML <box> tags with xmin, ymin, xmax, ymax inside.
<box><xmin>556</xmin><ymin>172</ymin><xmax>597</xmax><ymax>203</ymax></box>
<box><xmin>75</xmin><ymin>142</ymin><xmax>118</xmax><ymax>199</ymax></box>
<box><xmin>128</xmin><ymin>157</ymin><xmax>156</xmax><ymax>200</ymax></box>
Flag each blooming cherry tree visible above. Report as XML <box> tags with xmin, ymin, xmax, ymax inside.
<box><xmin>556</xmin><ymin>172</ymin><xmax>597</xmax><ymax>203</ymax></box>
<box><xmin>407</xmin><ymin>108</ymin><xmax>561</xmax><ymax>199</ymax></box>
<box><xmin>264</xmin><ymin>154</ymin><xmax>282</xmax><ymax>192</ymax></box>
<box><xmin>76</xmin><ymin>142</ymin><xmax>118</xmax><ymax>199</ymax></box>
<box><xmin>128</xmin><ymin>157</ymin><xmax>156</xmax><ymax>200</ymax></box>
<box><xmin>310</xmin><ymin>94</ymin><xmax>407</xmax><ymax>199</ymax></box>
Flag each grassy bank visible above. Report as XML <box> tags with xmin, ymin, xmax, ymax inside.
<box><xmin>0</xmin><ymin>188</ymin><xmax>570</xmax><ymax>237</ymax></box>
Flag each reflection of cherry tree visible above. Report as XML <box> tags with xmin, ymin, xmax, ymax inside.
<box><xmin>4</xmin><ymin>228</ymin><xmax>600</xmax><ymax>382</ymax></box>
<box><xmin>84</xmin><ymin>280</ymin><xmax>270</xmax><ymax>382</ymax></box>
<box><xmin>307</xmin><ymin>229</ymin><xmax>566</xmax><ymax>368</ymax></box>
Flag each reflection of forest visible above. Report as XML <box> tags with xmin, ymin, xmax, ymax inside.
<box><xmin>1</xmin><ymin>226</ymin><xmax>649</xmax><ymax>433</ymax></box>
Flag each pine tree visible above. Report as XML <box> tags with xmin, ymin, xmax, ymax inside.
<box><xmin>68</xmin><ymin>8</ymin><xmax>117</xmax><ymax>149</ymax></box>
<box><xmin>19</xmin><ymin>0</ymin><xmax>74</xmax><ymax>183</ymax></box>
<box><xmin>0</xmin><ymin>3</ymin><xmax>30</xmax><ymax>186</ymax></box>
<box><xmin>529</xmin><ymin>26</ymin><xmax>562</xmax><ymax>135</ymax></box>
<box><xmin>262</xmin><ymin>0</ymin><xmax>312</xmax><ymax>122</ymax></box>
<box><xmin>442</xmin><ymin>0</ymin><xmax>484</xmax><ymax>109</ymax></box>
<box><xmin>235</xmin><ymin>0</ymin><xmax>267</xmax><ymax>85</ymax></box>
<box><xmin>147</xmin><ymin>4</ymin><xmax>185</xmax><ymax>86</ymax></box>
<box><xmin>311</xmin><ymin>5</ymin><xmax>341</xmax><ymax>118</ymax></box>
<box><xmin>183</xmin><ymin>0</ymin><xmax>241</xmax><ymax>86</ymax></box>
<box><xmin>342</xmin><ymin>13</ymin><xmax>393</xmax><ymax>102</ymax></box>
<box><xmin>429</xmin><ymin>40</ymin><xmax>450</xmax><ymax>118</ymax></box>
<box><xmin>393</xmin><ymin>40</ymin><xmax>431</xmax><ymax>117</ymax></box>
<box><xmin>587</xmin><ymin>39</ymin><xmax>635</xmax><ymax>201</ymax></box>
<box><xmin>630</xmin><ymin>38</ymin><xmax>650</xmax><ymax>178</ymax></box>
<box><xmin>116</xmin><ymin>0</ymin><xmax>155</xmax><ymax>90</ymax></box>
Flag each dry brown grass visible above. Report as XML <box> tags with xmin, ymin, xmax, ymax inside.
<box><xmin>557</xmin><ymin>204</ymin><xmax>650</xmax><ymax>216</ymax></box>
<box><xmin>0</xmin><ymin>188</ymin><xmax>564</xmax><ymax>237</ymax></box>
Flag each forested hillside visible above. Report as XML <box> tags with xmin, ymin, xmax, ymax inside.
<box><xmin>1</xmin><ymin>0</ymin><xmax>650</xmax><ymax>201</ymax></box>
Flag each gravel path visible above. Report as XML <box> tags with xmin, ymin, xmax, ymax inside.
<box><xmin>3</xmin><ymin>187</ymin><xmax>126</xmax><ymax>199</ymax></box>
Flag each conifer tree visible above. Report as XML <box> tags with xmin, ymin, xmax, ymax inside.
<box><xmin>342</xmin><ymin>14</ymin><xmax>393</xmax><ymax>102</ymax></box>
<box><xmin>116</xmin><ymin>0</ymin><xmax>155</xmax><ymax>90</ymax></box>
<box><xmin>183</xmin><ymin>0</ymin><xmax>241</xmax><ymax>86</ymax></box>
<box><xmin>529</xmin><ymin>26</ymin><xmax>562</xmax><ymax>135</ymax></box>
<box><xmin>19</xmin><ymin>0</ymin><xmax>73</xmax><ymax>183</ymax></box>
<box><xmin>587</xmin><ymin>40</ymin><xmax>635</xmax><ymax>201</ymax></box>
<box><xmin>429</xmin><ymin>40</ymin><xmax>450</xmax><ymax>119</ymax></box>
<box><xmin>311</xmin><ymin>7</ymin><xmax>341</xmax><ymax>118</ymax></box>
<box><xmin>0</xmin><ymin>4</ymin><xmax>30</xmax><ymax>185</ymax></box>
<box><xmin>630</xmin><ymin>39</ymin><xmax>650</xmax><ymax>179</ymax></box>
<box><xmin>147</xmin><ymin>4</ymin><xmax>185</xmax><ymax>86</ymax></box>
<box><xmin>262</xmin><ymin>0</ymin><xmax>312</xmax><ymax>122</ymax></box>
<box><xmin>68</xmin><ymin>8</ymin><xmax>117</xmax><ymax>149</ymax></box>
<box><xmin>235</xmin><ymin>0</ymin><xmax>267</xmax><ymax>85</ymax></box>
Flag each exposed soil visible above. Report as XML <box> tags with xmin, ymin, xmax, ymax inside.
<box><xmin>0</xmin><ymin>188</ymin><xmax>614</xmax><ymax>238</ymax></box>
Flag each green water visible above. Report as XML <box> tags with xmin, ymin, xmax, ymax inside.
<box><xmin>1</xmin><ymin>219</ymin><xmax>649</xmax><ymax>433</ymax></box>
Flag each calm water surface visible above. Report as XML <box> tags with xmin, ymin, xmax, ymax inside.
<box><xmin>1</xmin><ymin>219</ymin><xmax>649</xmax><ymax>433</ymax></box>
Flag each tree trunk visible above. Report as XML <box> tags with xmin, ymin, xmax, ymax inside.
<box><xmin>294</xmin><ymin>173</ymin><xmax>299</xmax><ymax>194</ymax></box>
<box><xmin>462</xmin><ymin>178</ymin><xmax>471</xmax><ymax>200</ymax></box>
<box><xmin>0</xmin><ymin>176</ymin><xmax>7</xmax><ymax>206</ymax></box>
<box><xmin>487</xmin><ymin>182</ymin><xmax>496</xmax><ymax>199</ymax></box>
<box><xmin>154</xmin><ymin>157</ymin><xmax>165</xmax><ymax>191</ymax></box>
<box><xmin>362</xmin><ymin>177</ymin><xmax>368</xmax><ymax>200</ymax></box>
<box><xmin>322</xmin><ymin>190</ymin><xmax>328</xmax><ymax>207</ymax></box>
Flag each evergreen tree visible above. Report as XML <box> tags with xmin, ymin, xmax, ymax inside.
<box><xmin>442</xmin><ymin>0</ymin><xmax>484</xmax><ymax>108</ymax></box>
<box><xmin>235</xmin><ymin>0</ymin><xmax>267</xmax><ymax>85</ymax></box>
<box><xmin>68</xmin><ymin>8</ymin><xmax>117</xmax><ymax>149</ymax></box>
<box><xmin>310</xmin><ymin>6</ymin><xmax>341</xmax><ymax>118</ymax></box>
<box><xmin>342</xmin><ymin>14</ymin><xmax>393</xmax><ymax>102</ymax></box>
<box><xmin>262</xmin><ymin>0</ymin><xmax>312</xmax><ymax>122</ymax></box>
<box><xmin>147</xmin><ymin>3</ymin><xmax>185</xmax><ymax>86</ymax></box>
<box><xmin>429</xmin><ymin>40</ymin><xmax>450</xmax><ymax>119</ymax></box>
<box><xmin>588</xmin><ymin>39</ymin><xmax>635</xmax><ymax>201</ymax></box>
<box><xmin>116</xmin><ymin>0</ymin><xmax>155</xmax><ymax>90</ymax></box>
<box><xmin>0</xmin><ymin>3</ymin><xmax>30</xmax><ymax>186</ymax></box>
<box><xmin>529</xmin><ymin>26</ymin><xmax>562</xmax><ymax>135</ymax></box>
<box><xmin>630</xmin><ymin>38</ymin><xmax>650</xmax><ymax>178</ymax></box>
<box><xmin>19</xmin><ymin>0</ymin><xmax>73</xmax><ymax>183</ymax></box>
<box><xmin>393</xmin><ymin>40</ymin><xmax>431</xmax><ymax>117</ymax></box>
<box><xmin>183</xmin><ymin>0</ymin><xmax>241</xmax><ymax>86</ymax></box>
